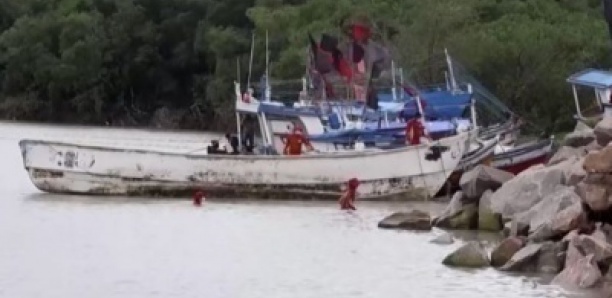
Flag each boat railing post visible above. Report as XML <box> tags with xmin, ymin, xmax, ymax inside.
<box><xmin>236</xmin><ymin>112</ymin><xmax>242</xmax><ymax>152</ymax></box>
<box><xmin>260</xmin><ymin>112</ymin><xmax>272</xmax><ymax>150</ymax></box>
<box><xmin>470</xmin><ymin>97</ymin><xmax>478</xmax><ymax>131</ymax></box>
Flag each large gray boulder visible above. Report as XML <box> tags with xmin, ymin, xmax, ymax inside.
<box><xmin>442</xmin><ymin>241</ymin><xmax>490</xmax><ymax>268</ymax></box>
<box><xmin>490</xmin><ymin>236</ymin><xmax>526</xmax><ymax>267</ymax></box>
<box><xmin>547</xmin><ymin>146</ymin><xmax>587</xmax><ymax>166</ymax></box>
<box><xmin>594</xmin><ymin>117</ymin><xmax>612</xmax><ymax>146</ymax></box>
<box><xmin>478</xmin><ymin>190</ymin><xmax>503</xmax><ymax>231</ymax></box>
<box><xmin>583</xmin><ymin>146</ymin><xmax>612</xmax><ymax>173</ymax></box>
<box><xmin>433</xmin><ymin>191</ymin><xmax>464</xmax><ymax>224</ymax></box>
<box><xmin>552</xmin><ymin>242</ymin><xmax>602</xmax><ymax>289</ymax></box>
<box><xmin>459</xmin><ymin>165</ymin><xmax>514</xmax><ymax>200</ymax></box>
<box><xmin>575</xmin><ymin>182</ymin><xmax>612</xmax><ymax>212</ymax></box>
<box><xmin>433</xmin><ymin>191</ymin><xmax>478</xmax><ymax>230</ymax></box>
<box><xmin>563</xmin><ymin>157</ymin><xmax>586</xmax><ymax>186</ymax></box>
<box><xmin>574</xmin><ymin>233</ymin><xmax>612</xmax><ymax>267</ymax></box>
<box><xmin>550</xmin><ymin>202</ymin><xmax>587</xmax><ymax>235</ymax></box>
<box><xmin>500</xmin><ymin>243</ymin><xmax>543</xmax><ymax>272</ymax></box>
<box><xmin>378</xmin><ymin>210</ymin><xmax>432</xmax><ymax>230</ymax></box>
<box><xmin>513</xmin><ymin>185</ymin><xmax>582</xmax><ymax>241</ymax></box>
<box><xmin>536</xmin><ymin>242</ymin><xmax>566</xmax><ymax>274</ymax></box>
<box><xmin>505</xmin><ymin>218</ymin><xmax>530</xmax><ymax>237</ymax></box>
<box><xmin>490</xmin><ymin>160</ymin><xmax>571</xmax><ymax>219</ymax></box>
<box><xmin>562</xmin><ymin>130</ymin><xmax>595</xmax><ymax>148</ymax></box>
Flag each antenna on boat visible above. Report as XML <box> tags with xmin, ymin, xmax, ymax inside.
<box><xmin>391</xmin><ymin>60</ymin><xmax>397</xmax><ymax>101</ymax></box>
<box><xmin>247</xmin><ymin>31</ymin><xmax>255</xmax><ymax>90</ymax></box>
<box><xmin>265</xmin><ymin>30</ymin><xmax>271</xmax><ymax>102</ymax></box>
<box><xmin>236</xmin><ymin>57</ymin><xmax>241</xmax><ymax>85</ymax></box>
<box><xmin>399</xmin><ymin>67</ymin><xmax>404</xmax><ymax>87</ymax></box>
<box><xmin>444</xmin><ymin>48</ymin><xmax>458</xmax><ymax>93</ymax></box>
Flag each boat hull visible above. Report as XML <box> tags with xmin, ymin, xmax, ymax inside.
<box><xmin>19</xmin><ymin>132</ymin><xmax>470</xmax><ymax>200</ymax></box>
<box><xmin>491</xmin><ymin>138</ymin><xmax>554</xmax><ymax>175</ymax></box>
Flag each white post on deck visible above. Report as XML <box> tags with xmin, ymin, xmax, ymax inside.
<box><xmin>236</xmin><ymin>112</ymin><xmax>242</xmax><ymax>151</ymax></box>
<box><xmin>444</xmin><ymin>48</ymin><xmax>458</xmax><ymax>93</ymax></box>
<box><xmin>264</xmin><ymin>30</ymin><xmax>271</xmax><ymax>102</ymax></box>
<box><xmin>470</xmin><ymin>97</ymin><xmax>478</xmax><ymax>130</ymax></box>
<box><xmin>572</xmin><ymin>84</ymin><xmax>583</xmax><ymax>120</ymax></box>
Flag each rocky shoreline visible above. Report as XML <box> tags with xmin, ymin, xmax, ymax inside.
<box><xmin>378</xmin><ymin>118</ymin><xmax>612</xmax><ymax>294</ymax></box>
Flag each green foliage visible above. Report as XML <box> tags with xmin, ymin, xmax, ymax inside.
<box><xmin>0</xmin><ymin>0</ymin><xmax>609</xmax><ymax>132</ymax></box>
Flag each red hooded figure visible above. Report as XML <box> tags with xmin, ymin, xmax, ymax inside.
<box><xmin>193</xmin><ymin>190</ymin><xmax>205</xmax><ymax>206</ymax></box>
<box><xmin>339</xmin><ymin>178</ymin><xmax>360</xmax><ymax>210</ymax></box>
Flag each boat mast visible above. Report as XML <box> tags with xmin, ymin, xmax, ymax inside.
<box><xmin>265</xmin><ymin>30</ymin><xmax>271</xmax><ymax>102</ymax></box>
<box><xmin>444</xmin><ymin>48</ymin><xmax>458</xmax><ymax>93</ymax></box>
<box><xmin>247</xmin><ymin>31</ymin><xmax>255</xmax><ymax>90</ymax></box>
<box><xmin>236</xmin><ymin>58</ymin><xmax>242</xmax><ymax>148</ymax></box>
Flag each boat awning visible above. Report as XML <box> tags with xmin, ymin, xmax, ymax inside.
<box><xmin>567</xmin><ymin>69</ymin><xmax>612</xmax><ymax>89</ymax></box>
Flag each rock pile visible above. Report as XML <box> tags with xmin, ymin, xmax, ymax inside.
<box><xmin>431</xmin><ymin>118</ymin><xmax>612</xmax><ymax>291</ymax></box>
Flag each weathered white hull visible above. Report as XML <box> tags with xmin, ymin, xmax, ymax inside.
<box><xmin>19</xmin><ymin>132</ymin><xmax>469</xmax><ymax>200</ymax></box>
<box><xmin>491</xmin><ymin>138</ymin><xmax>554</xmax><ymax>174</ymax></box>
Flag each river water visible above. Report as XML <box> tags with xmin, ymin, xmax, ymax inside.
<box><xmin>0</xmin><ymin>122</ymin><xmax>599</xmax><ymax>298</ymax></box>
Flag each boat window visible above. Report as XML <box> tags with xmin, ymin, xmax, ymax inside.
<box><xmin>575</xmin><ymin>85</ymin><xmax>603</xmax><ymax>119</ymax></box>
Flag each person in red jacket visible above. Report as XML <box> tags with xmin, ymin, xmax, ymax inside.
<box><xmin>283</xmin><ymin>126</ymin><xmax>314</xmax><ymax>155</ymax></box>
<box><xmin>339</xmin><ymin>178</ymin><xmax>360</xmax><ymax>210</ymax></box>
<box><xmin>405</xmin><ymin>112</ymin><xmax>431</xmax><ymax>145</ymax></box>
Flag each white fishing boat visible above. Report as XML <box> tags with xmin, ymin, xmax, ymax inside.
<box><xmin>19</xmin><ymin>128</ymin><xmax>469</xmax><ymax>200</ymax></box>
<box><xmin>17</xmin><ymin>26</ymin><xmax>477</xmax><ymax>200</ymax></box>
<box><xmin>19</xmin><ymin>62</ymin><xmax>472</xmax><ymax>202</ymax></box>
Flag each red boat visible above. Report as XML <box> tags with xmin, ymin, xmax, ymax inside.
<box><xmin>490</xmin><ymin>137</ymin><xmax>555</xmax><ymax>175</ymax></box>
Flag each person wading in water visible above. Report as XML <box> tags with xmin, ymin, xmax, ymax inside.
<box><xmin>338</xmin><ymin>178</ymin><xmax>359</xmax><ymax>210</ymax></box>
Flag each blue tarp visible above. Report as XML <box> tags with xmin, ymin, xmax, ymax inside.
<box><xmin>377</xmin><ymin>90</ymin><xmax>472</xmax><ymax>120</ymax></box>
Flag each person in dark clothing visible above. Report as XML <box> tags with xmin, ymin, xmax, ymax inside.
<box><xmin>207</xmin><ymin>140</ymin><xmax>227</xmax><ymax>155</ymax></box>
<box><xmin>242</xmin><ymin>130</ymin><xmax>255</xmax><ymax>153</ymax></box>
<box><xmin>225</xmin><ymin>133</ymin><xmax>240</xmax><ymax>154</ymax></box>
<box><xmin>241</xmin><ymin>116</ymin><xmax>256</xmax><ymax>154</ymax></box>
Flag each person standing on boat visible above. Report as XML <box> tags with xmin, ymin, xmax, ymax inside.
<box><xmin>405</xmin><ymin>112</ymin><xmax>431</xmax><ymax>145</ymax></box>
<box><xmin>283</xmin><ymin>126</ymin><xmax>314</xmax><ymax>155</ymax></box>
<box><xmin>242</xmin><ymin>115</ymin><xmax>256</xmax><ymax>154</ymax></box>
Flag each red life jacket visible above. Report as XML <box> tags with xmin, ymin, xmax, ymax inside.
<box><xmin>406</xmin><ymin>118</ymin><xmax>425</xmax><ymax>145</ymax></box>
<box><xmin>284</xmin><ymin>133</ymin><xmax>310</xmax><ymax>155</ymax></box>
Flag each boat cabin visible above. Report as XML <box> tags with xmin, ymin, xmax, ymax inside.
<box><xmin>567</xmin><ymin>68</ymin><xmax>612</xmax><ymax>123</ymax></box>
